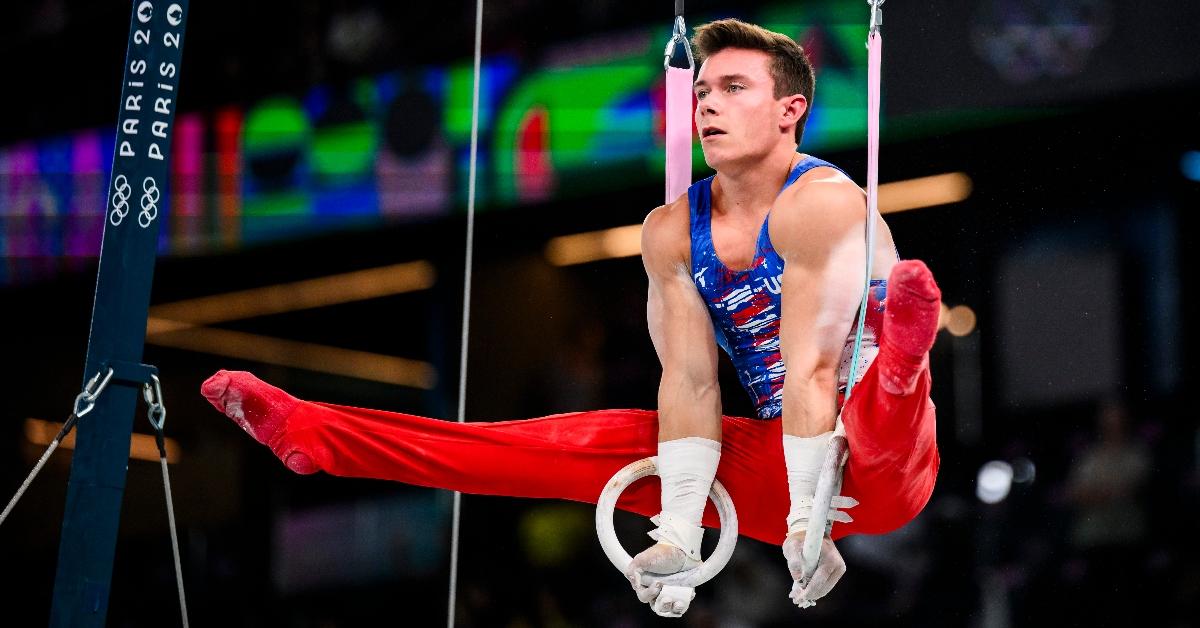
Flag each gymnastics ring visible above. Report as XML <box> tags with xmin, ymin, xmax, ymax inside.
<box><xmin>595</xmin><ymin>457</ymin><xmax>738</xmax><ymax>589</ymax></box>
<box><xmin>801</xmin><ymin>432</ymin><xmax>849</xmax><ymax>578</ymax></box>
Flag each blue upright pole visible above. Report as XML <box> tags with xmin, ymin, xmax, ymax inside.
<box><xmin>49</xmin><ymin>2</ymin><xmax>189</xmax><ymax>625</ymax></box>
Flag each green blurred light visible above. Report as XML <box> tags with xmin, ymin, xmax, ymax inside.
<box><xmin>244</xmin><ymin>191</ymin><xmax>310</xmax><ymax>217</ymax></box>
<box><xmin>493</xmin><ymin>57</ymin><xmax>657</xmax><ymax>202</ymax></box>
<box><xmin>312</xmin><ymin>121</ymin><xmax>376</xmax><ymax>179</ymax></box>
<box><xmin>446</xmin><ymin>65</ymin><xmax>478</xmax><ymax>144</ymax></box>
<box><xmin>243</xmin><ymin>97</ymin><xmax>310</xmax><ymax>153</ymax></box>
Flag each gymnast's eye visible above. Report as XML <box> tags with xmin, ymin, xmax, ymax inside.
<box><xmin>728</xmin><ymin>84</ymin><xmax>745</xmax><ymax>93</ymax></box>
<box><xmin>696</xmin><ymin>88</ymin><xmax>710</xmax><ymax>99</ymax></box>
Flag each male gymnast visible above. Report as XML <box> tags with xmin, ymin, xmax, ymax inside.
<box><xmin>625</xmin><ymin>18</ymin><xmax>939</xmax><ymax>609</ymax></box>
<box><xmin>201</xmin><ymin>18</ymin><xmax>940</xmax><ymax>615</ymax></box>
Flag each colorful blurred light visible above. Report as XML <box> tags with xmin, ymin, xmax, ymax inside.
<box><xmin>946</xmin><ymin>305</ymin><xmax>978</xmax><ymax>337</ymax></box>
<box><xmin>976</xmin><ymin>460</ymin><xmax>1014</xmax><ymax>504</ymax></box>
<box><xmin>1181</xmin><ymin>150</ymin><xmax>1200</xmax><ymax>182</ymax></box>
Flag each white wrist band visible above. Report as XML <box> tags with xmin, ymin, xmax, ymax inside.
<box><xmin>784</xmin><ymin>432</ymin><xmax>834</xmax><ymax>531</ymax></box>
<box><xmin>653</xmin><ymin>436</ymin><xmax>721</xmax><ymax>559</ymax></box>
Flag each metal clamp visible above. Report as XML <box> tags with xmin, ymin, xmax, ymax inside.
<box><xmin>663</xmin><ymin>16</ymin><xmax>694</xmax><ymax>70</ymax></box>
<box><xmin>73</xmin><ymin>368</ymin><xmax>115</xmax><ymax>418</ymax></box>
<box><xmin>868</xmin><ymin>0</ymin><xmax>885</xmax><ymax>36</ymax></box>
<box><xmin>142</xmin><ymin>373</ymin><xmax>167</xmax><ymax>432</ymax></box>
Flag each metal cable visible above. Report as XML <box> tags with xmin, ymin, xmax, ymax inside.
<box><xmin>159</xmin><ymin>454</ymin><xmax>190</xmax><ymax>628</ymax></box>
<box><xmin>0</xmin><ymin>413</ymin><xmax>80</xmax><ymax>527</ymax></box>
<box><xmin>447</xmin><ymin>0</ymin><xmax>485</xmax><ymax>624</ymax></box>
<box><xmin>0</xmin><ymin>438</ymin><xmax>64</xmax><ymax>527</ymax></box>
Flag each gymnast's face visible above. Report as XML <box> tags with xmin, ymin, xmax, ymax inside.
<box><xmin>694</xmin><ymin>48</ymin><xmax>804</xmax><ymax>171</ymax></box>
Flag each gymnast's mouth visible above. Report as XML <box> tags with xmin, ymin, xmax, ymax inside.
<box><xmin>701</xmin><ymin>126</ymin><xmax>726</xmax><ymax>138</ymax></box>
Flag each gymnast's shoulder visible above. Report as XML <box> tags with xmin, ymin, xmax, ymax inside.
<box><xmin>641</xmin><ymin>193</ymin><xmax>691</xmax><ymax>272</ymax></box>
<box><xmin>771</xmin><ymin>171</ymin><xmax>867</xmax><ymax>250</ymax></box>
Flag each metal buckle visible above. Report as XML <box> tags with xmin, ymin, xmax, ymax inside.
<box><xmin>868</xmin><ymin>0</ymin><xmax>885</xmax><ymax>36</ymax></box>
<box><xmin>142</xmin><ymin>373</ymin><xmax>167</xmax><ymax>431</ymax></box>
<box><xmin>663</xmin><ymin>16</ymin><xmax>694</xmax><ymax>70</ymax></box>
<box><xmin>73</xmin><ymin>368</ymin><xmax>115</xmax><ymax>418</ymax></box>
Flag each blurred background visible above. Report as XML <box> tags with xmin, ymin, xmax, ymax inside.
<box><xmin>1</xmin><ymin>0</ymin><xmax>1197</xmax><ymax>626</ymax></box>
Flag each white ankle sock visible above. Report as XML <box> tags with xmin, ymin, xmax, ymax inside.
<box><xmin>784</xmin><ymin>431</ymin><xmax>834</xmax><ymax>534</ymax></box>
<box><xmin>651</xmin><ymin>436</ymin><xmax>721</xmax><ymax>559</ymax></box>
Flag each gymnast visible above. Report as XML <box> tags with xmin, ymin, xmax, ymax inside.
<box><xmin>201</xmin><ymin>18</ymin><xmax>940</xmax><ymax>613</ymax></box>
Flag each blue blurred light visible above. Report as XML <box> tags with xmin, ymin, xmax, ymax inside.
<box><xmin>1182</xmin><ymin>151</ymin><xmax>1200</xmax><ymax>182</ymax></box>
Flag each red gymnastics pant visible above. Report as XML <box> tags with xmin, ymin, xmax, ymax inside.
<box><xmin>249</xmin><ymin>361</ymin><xmax>939</xmax><ymax>546</ymax></box>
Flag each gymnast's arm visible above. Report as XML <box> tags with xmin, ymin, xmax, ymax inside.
<box><xmin>770</xmin><ymin>178</ymin><xmax>872</xmax><ymax>605</ymax></box>
<box><xmin>771</xmin><ymin>179</ymin><xmax>875</xmax><ymax>437</ymax></box>
<box><xmin>641</xmin><ymin>201</ymin><xmax>722</xmax><ymax>442</ymax></box>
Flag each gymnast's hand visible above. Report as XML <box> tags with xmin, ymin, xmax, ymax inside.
<box><xmin>783</xmin><ymin>531</ymin><xmax>846</xmax><ymax>608</ymax></box>
<box><xmin>624</xmin><ymin>541</ymin><xmax>697</xmax><ymax>605</ymax></box>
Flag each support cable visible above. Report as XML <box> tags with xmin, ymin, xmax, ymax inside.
<box><xmin>447</xmin><ymin>0</ymin><xmax>485</xmax><ymax>624</ymax></box>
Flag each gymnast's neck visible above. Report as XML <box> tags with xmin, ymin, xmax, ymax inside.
<box><xmin>710</xmin><ymin>143</ymin><xmax>801</xmax><ymax>217</ymax></box>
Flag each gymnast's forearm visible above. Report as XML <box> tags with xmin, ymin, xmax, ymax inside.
<box><xmin>780</xmin><ymin>369</ymin><xmax>839</xmax><ymax>437</ymax></box>
<box><xmin>655</xmin><ymin>372</ymin><xmax>722</xmax><ymax>442</ymax></box>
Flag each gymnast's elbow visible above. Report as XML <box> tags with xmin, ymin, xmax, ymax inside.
<box><xmin>784</xmin><ymin>366</ymin><xmax>838</xmax><ymax>395</ymax></box>
<box><xmin>782</xmin><ymin>362</ymin><xmax>840</xmax><ymax>413</ymax></box>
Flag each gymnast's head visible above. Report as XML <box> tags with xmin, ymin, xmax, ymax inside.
<box><xmin>691</xmin><ymin>19</ymin><xmax>815</xmax><ymax>171</ymax></box>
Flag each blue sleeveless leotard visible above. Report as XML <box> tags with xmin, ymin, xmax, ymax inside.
<box><xmin>688</xmin><ymin>156</ymin><xmax>888</xmax><ymax>419</ymax></box>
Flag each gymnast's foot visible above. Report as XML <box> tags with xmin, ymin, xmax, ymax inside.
<box><xmin>879</xmin><ymin>260</ymin><xmax>942</xmax><ymax>395</ymax></box>
<box><xmin>201</xmin><ymin>370</ymin><xmax>317</xmax><ymax>474</ymax></box>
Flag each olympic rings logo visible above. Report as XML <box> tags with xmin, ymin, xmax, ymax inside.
<box><xmin>139</xmin><ymin>176</ymin><xmax>160</xmax><ymax>228</ymax></box>
<box><xmin>109</xmin><ymin>175</ymin><xmax>161</xmax><ymax>228</ymax></box>
<box><xmin>110</xmin><ymin>175</ymin><xmax>132</xmax><ymax>226</ymax></box>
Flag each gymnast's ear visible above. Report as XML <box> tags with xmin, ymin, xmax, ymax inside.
<box><xmin>780</xmin><ymin>94</ymin><xmax>808</xmax><ymax>137</ymax></box>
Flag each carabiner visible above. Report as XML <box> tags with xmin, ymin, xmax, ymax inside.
<box><xmin>663</xmin><ymin>16</ymin><xmax>694</xmax><ymax>70</ymax></box>
<box><xmin>73</xmin><ymin>367</ymin><xmax>115</xmax><ymax>418</ymax></box>
<box><xmin>868</xmin><ymin>0</ymin><xmax>885</xmax><ymax>36</ymax></box>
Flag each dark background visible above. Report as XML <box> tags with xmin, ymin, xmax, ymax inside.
<box><xmin>1</xmin><ymin>1</ymin><xmax>1197</xmax><ymax>626</ymax></box>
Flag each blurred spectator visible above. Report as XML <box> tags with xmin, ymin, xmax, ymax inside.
<box><xmin>1064</xmin><ymin>398</ymin><xmax>1151</xmax><ymax>623</ymax></box>
<box><xmin>1066</xmin><ymin>399</ymin><xmax>1150</xmax><ymax>549</ymax></box>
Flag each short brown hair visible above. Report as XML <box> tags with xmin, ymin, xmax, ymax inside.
<box><xmin>692</xmin><ymin>18</ymin><xmax>815</xmax><ymax>146</ymax></box>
